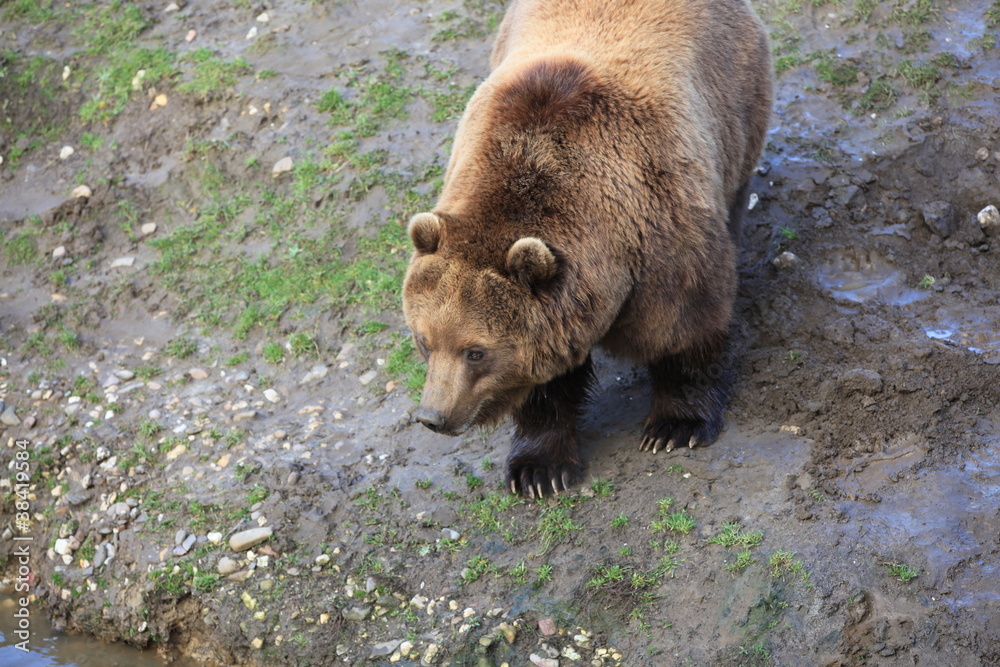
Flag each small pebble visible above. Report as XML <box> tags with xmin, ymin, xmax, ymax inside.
<box><xmin>59</xmin><ymin>146</ymin><xmax>74</xmax><ymax>160</ymax></box>
<box><xmin>141</xmin><ymin>222</ymin><xmax>157</xmax><ymax>236</ymax></box>
<box><xmin>71</xmin><ymin>185</ymin><xmax>92</xmax><ymax>199</ymax></box>
<box><xmin>185</xmin><ymin>29</ymin><xmax>196</xmax><ymax>42</ymax></box>
<box><xmin>263</xmin><ymin>388</ymin><xmax>280</xmax><ymax>403</ymax></box>
<box><xmin>218</xmin><ymin>556</ymin><xmax>240</xmax><ymax>574</ymax></box>
<box><xmin>772</xmin><ymin>251</ymin><xmax>801</xmax><ymax>270</ymax></box>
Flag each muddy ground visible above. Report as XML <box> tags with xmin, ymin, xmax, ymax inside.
<box><xmin>1</xmin><ymin>0</ymin><xmax>999</xmax><ymax>665</ymax></box>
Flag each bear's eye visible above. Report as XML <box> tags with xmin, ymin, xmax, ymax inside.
<box><xmin>465</xmin><ymin>349</ymin><xmax>484</xmax><ymax>362</ymax></box>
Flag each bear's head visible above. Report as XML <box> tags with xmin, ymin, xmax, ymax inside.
<box><xmin>402</xmin><ymin>211</ymin><xmax>565</xmax><ymax>436</ymax></box>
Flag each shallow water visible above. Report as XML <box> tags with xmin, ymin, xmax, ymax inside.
<box><xmin>0</xmin><ymin>597</ymin><xmax>201</xmax><ymax>667</ymax></box>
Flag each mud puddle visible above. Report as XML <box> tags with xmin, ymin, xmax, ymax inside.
<box><xmin>0</xmin><ymin>596</ymin><xmax>202</xmax><ymax>667</ymax></box>
<box><xmin>817</xmin><ymin>247</ymin><xmax>927</xmax><ymax>306</ymax></box>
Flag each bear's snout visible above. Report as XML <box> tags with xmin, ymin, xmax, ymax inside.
<box><xmin>414</xmin><ymin>406</ymin><xmax>448</xmax><ymax>434</ymax></box>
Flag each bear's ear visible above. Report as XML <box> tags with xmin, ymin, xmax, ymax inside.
<box><xmin>408</xmin><ymin>212</ymin><xmax>444</xmax><ymax>255</ymax></box>
<box><xmin>507</xmin><ymin>237</ymin><xmax>557</xmax><ymax>289</ymax></box>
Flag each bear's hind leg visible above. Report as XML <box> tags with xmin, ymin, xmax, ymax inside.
<box><xmin>507</xmin><ymin>356</ymin><xmax>594</xmax><ymax>498</ymax></box>
<box><xmin>640</xmin><ymin>344</ymin><xmax>731</xmax><ymax>453</ymax></box>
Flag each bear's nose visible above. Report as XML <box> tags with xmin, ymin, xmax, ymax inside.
<box><xmin>415</xmin><ymin>406</ymin><xmax>447</xmax><ymax>433</ymax></box>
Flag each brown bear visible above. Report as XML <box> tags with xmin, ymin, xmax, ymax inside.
<box><xmin>402</xmin><ymin>0</ymin><xmax>773</xmax><ymax>497</ymax></box>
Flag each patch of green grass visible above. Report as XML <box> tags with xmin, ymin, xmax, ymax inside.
<box><xmin>135</xmin><ymin>365</ymin><xmax>162</xmax><ymax>380</ymax></box>
<box><xmin>889</xmin><ymin>0</ymin><xmax>938</xmax><ymax>26</ymax></box>
<box><xmin>423</xmin><ymin>84</ymin><xmax>476</xmax><ymax>122</ymax></box>
<box><xmin>416</xmin><ymin>478</ymin><xmax>432</xmax><ymax>490</ymax></box>
<box><xmin>533</xmin><ymin>563</ymin><xmax>554</xmax><ymax>588</ymax></box>
<box><xmin>262</xmin><ymin>342</ymin><xmax>285</xmax><ymax>364</ymax></box>
<box><xmin>320</xmin><ymin>48</ymin><xmax>413</xmax><ymax>137</ymax></box>
<box><xmin>80</xmin><ymin>132</ymin><xmax>104</xmax><ymax>151</ymax></box>
<box><xmin>3</xmin><ymin>232</ymin><xmax>38</xmax><ymax>264</ymax></box>
<box><xmin>611</xmin><ymin>513</ymin><xmax>629</xmax><ymax>529</ymax></box>
<box><xmin>726</xmin><ymin>549</ymin><xmax>757</xmax><ymax>575</ymax></box>
<box><xmin>590</xmin><ymin>479</ymin><xmax>615</xmax><ymax>498</ymax></box>
<box><xmin>651</xmin><ymin>541</ymin><xmax>682</xmax><ymax>578</ymax></box>
<box><xmin>463</xmin><ymin>492</ymin><xmax>523</xmax><ymax>535</ymax></box>
<box><xmin>656</xmin><ymin>497</ymin><xmax>674</xmax><ymax>514</ymax></box>
<box><xmin>178</xmin><ymin>47</ymin><xmax>252</xmax><ymax>98</ymax></box>
<box><xmin>247</xmin><ymin>484</ymin><xmax>269</xmax><ymax>505</ymax></box>
<box><xmin>779</xmin><ymin>226</ymin><xmax>798</xmax><ymax>241</ymax></box>
<box><xmin>165</xmin><ymin>337</ymin><xmax>198</xmax><ymax>359</ymax></box>
<box><xmin>289</xmin><ymin>332</ymin><xmax>317</xmax><ymax>357</ymax></box>
<box><xmin>465</xmin><ymin>473</ymin><xmax>484</xmax><ymax>490</ymax></box>
<box><xmin>769</xmin><ymin>550</ymin><xmax>810</xmax><ymax>583</ymax></box>
<box><xmin>651</xmin><ymin>511</ymin><xmax>696</xmax><ymax>535</ymax></box>
<box><xmin>987</xmin><ymin>0</ymin><xmax>1000</xmax><ymax>27</ymax></box>
<box><xmin>79</xmin><ymin>46</ymin><xmax>177</xmax><ymax>123</ymax></box>
<box><xmin>812</xmin><ymin>51</ymin><xmax>858</xmax><ymax>87</ymax></box>
<box><xmin>225</xmin><ymin>352</ymin><xmax>249</xmax><ymax>366</ymax></box>
<box><xmin>461</xmin><ymin>555</ymin><xmax>497</xmax><ymax>585</ymax></box>
<box><xmin>900</xmin><ymin>28</ymin><xmax>932</xmax><ymax>54</ymax></box>
<box><xmin>384</xmin><ymin>335</ymin><xmax>426</xmax><ymax>398</ymax></box>
<box><xmin>855</xmin><ymin>80</ymin><xmax>896</xmax><ymax>114</ymax></box>
<box><xmin>535</xmin><ymin>503</ymin><xmax>582</xmax><ymax>554</ymax></box>
<box><xmin>917</xmin><ymin>274</ymin><xmax>936</xmax><ymax>289</ymax></box>
<box><xmin>707</xmin><ymin>522</ymin><xmax>765</xmax><ymax>549</ymax></box>
<box><xmin>587</xmin><ymin>563</ymin><xmax>629</xmax><ymax>589</ymax></box>
<box><xmin>774</xmin><ymin>53</ymin><xmax>805</xmax><ymax>76</ymax></box>
<box><xmin>509</xmin><ymin>558</ymin><xmax>529</xmax><ymax>584</ymax></box>
<box><xmin>886</xmin><ymin>562</ymin><xmax>919</xmax><ymax>582</ymax></box>
<box><xmin>139</xmin><ymin>419</ymin><xmax>163</xmax><ymax>438</ymax></box>
<box><xmin>896</xmin><ymin>60</ymin><xmax>940</xmax><ymax>90</ymax></box>
<box><xmin>4</xmin><ymin>0</ymin><xmax>57</xmax><ymax>21</ymax></box>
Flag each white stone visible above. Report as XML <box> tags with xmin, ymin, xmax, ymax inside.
<box><xmin>358</xmin><ymin>370</ymin><xmax>378</xmax><ymax>386</ymax></box>
<box><xmin>263</xmin><ymin>388</ymin><xmax>280</xmax><ymax>403</ymax></box>
<box><xmin>257</xmin><ymin>12</ymin><xmax>270</xmax><ymax>22</ymax></box>
<box><xmin>110</xmin><ymin>256</ymin><xmax>135</xmax><ymax>268</ymax></box>
<box><xmin>230</xmin><ymin>527</ymin><xmax>273</xmax><ymax>552</ymax></box>
<box><xmin>59</xmin><ymin>146</ymin><xmax>74</xmax><ymax>160</ymax></box>
<box><xmin>272</xmin><ymin>156</ymin><xmax>293</xmax><ymax>176</ymax></box>
<box><xmin>165</xmin><ymin>444</ymin><xmax>187</xmax><ymax>461</ymax></box>
<box><xmin>141</xmin><ymin>222</ymin><xmax>157</xmax><ymax>236</ymax></box>
<box><xmin>71</xmin><ymin>185</ymin><xmax>92</xmax><ymax>199</ymax></box>
<box><xmin>54</xmin><ymin>538</ymin><xmax>73</xmax><ymax>556</ymax></box>
<box><xmin>978</xmin><ymin>205</ymin><xmax>999</xmax><ymax>235</ymax></box>
<box><xmin>772</xmin><ymin>251</ymin><xmax>801</xmax><ymax>270</ymax></box>
<box><xmin>246</xmin><ymin>26</ymin><xmax>258</xmax><ymax>40</ymax></box>
<box><xmin>208</xmin><ymin>531</ymin><xmax>223</xmax><ymax>544</ymax></box>
<box><xmin>53</xmin><ymin>246</ymin><xmax>67</xmax><ymax>259</ymax></box>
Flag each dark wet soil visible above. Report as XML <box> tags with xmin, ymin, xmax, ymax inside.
<box><xmin>1</xmin><ymin>0</ymin><xmax>999</xmax><ymax>665</ymax></box>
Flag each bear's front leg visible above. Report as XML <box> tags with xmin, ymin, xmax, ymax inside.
<box><xmin>640</xmin><ymin>345</ymin><xmax>732</xmax><ymax>453</ymax></box>
<box><xmin>507</xmin><ymin>356</ymin><xmax>594</xmax><ymax>497</ymax></box>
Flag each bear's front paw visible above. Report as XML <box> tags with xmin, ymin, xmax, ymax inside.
<box><xmin>639</xmin><ymin>416</ymin><xmax>721</xmax><ymax>454</ymax></box>
<box><xmin>506</xmin><ymin>457</ymin><xmax>583</xmax><ymax>498</ymax></box>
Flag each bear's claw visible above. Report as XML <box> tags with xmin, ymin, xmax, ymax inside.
<box><xmin>506</xmin><ymin>463</ymin><xmax>579</xmax><ymax>497</ymax></box>
<box><xmin>639</xmin><ymin>418</ymin><xmax>714</xmax><ymax>455</ymax></box>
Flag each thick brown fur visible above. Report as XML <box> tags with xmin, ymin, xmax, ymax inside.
<box><xmin>403</xmin><ymin>0</ymin><xmax>773</xmax><ymax>497</ymax></box>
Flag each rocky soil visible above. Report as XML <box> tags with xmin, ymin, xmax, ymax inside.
<box><xmin>1</xmin><ymin>0</ymin><xmax>999</xmax><ymax>665</ymax></box>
